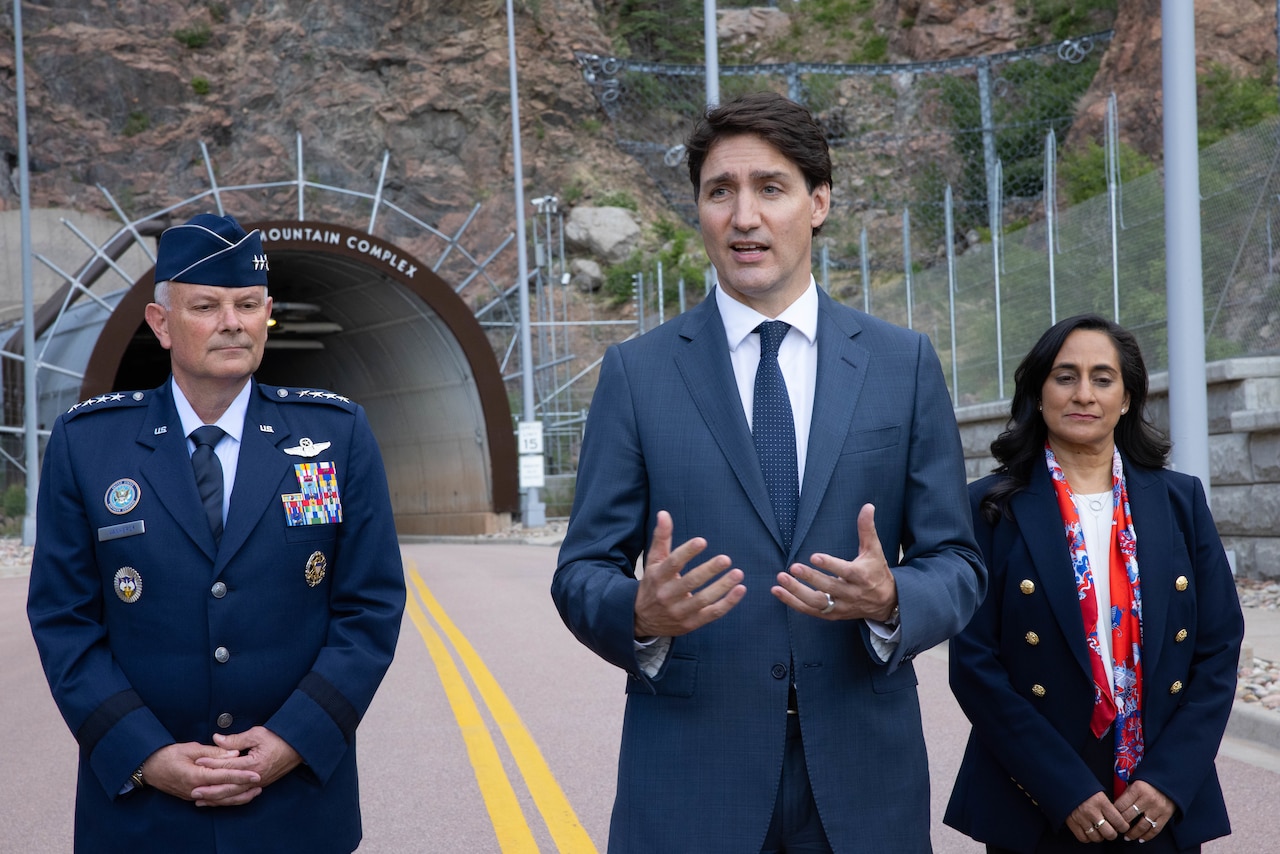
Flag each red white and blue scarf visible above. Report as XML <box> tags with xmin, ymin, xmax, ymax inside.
<box><xmin>1045</xmin><ymin>443</ymin><xmax>1144</xmax><ymax>794</ymax></box>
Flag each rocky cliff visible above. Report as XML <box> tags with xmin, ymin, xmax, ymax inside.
<box><xmin>0</xmin><ymin>1</ymin><xmax>1276</xmax><ymax>295</ymax></box>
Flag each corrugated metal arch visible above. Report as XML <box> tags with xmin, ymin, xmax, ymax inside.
<box><xmin>81</xmin><ymin>220</ymin><xmax>518</xmax><ymax>535</ymax></box>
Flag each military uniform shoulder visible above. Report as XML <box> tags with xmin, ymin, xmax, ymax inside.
<box><xmin>62</xmin><ymin>390</ymin><xmax>151</xmax><ymax>421</ymax></box>
<box><xmin>259</xmin><ymin>384</ymin><xmax>359</xmax><ymax>412</ymax></box>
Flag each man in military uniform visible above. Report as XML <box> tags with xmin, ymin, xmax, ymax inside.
<box><xmin>27</xmin><ymin>213</ymin><xmax>407</xmax><ymax>853</ymax></box>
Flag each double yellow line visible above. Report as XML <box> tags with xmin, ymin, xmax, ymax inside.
<box><xmin>404</xmin><ymin>561</ymin><xmax>598</xmax><ymax>853</ymax></box>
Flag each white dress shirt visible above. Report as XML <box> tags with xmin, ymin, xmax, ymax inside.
<box><xmin>637</xmin><ymin>281</ymin><xmax>898</xmax><ymax>676</ymax></box>
<box><xmin>172</xmin><ymin>379</ymin><xmax>252</xmax><ymax>526</ymax></box>
<box><xmin>1074</xmin><ymin>491</ymin><xmax>1117</xmax><ymax>694</ymax></box>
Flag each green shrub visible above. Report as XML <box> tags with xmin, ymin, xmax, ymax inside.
<box><xmin>191</xmin><ymin>76</ymin><xmax>211</xmax><ymax>96</ymax></box>
<box><xmin>122</xmin><ymin>111</ymin><xmax>150</xmax><ymax>137</ymax></box>
<box><xmin>1056</xmin><ymin>139</ymin><xmax>1155</xmax><ymax>205</ymax></box>
<box><xmin>1198</xmin><ymin>63</ymin><xmax>1280</xmax><ymax>148</ymax></box>
<box><xmin>596</xmin><ymin>190</ymin><xmax>638</xmax><ymax>211</ymax></box>
<box><xmin>2</xmin><ymin>484</ymin><xmax>25</xmax><ymax>518</ymax></box>
<box><xmin>174</xmin><ymin>23</ymin><xmax>212</xmax><ymax>49</ymax></box>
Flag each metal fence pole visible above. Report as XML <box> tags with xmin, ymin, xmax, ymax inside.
<box><xmin>860</xmin><ymin>228</ymin><xmax>871</xmax><ymax>315</ymax></box>
<box><xmin>903</xmin><ymin>207</ymin><xmax>914</xmax><ymax>330</ymax></box>
<box><xmin>1044</xmin><ymin>130</ymin><xmax>1058</xmax><ymax>325</ymax></box>
<box><xmin>978</xmin><ymin>58</ymin><xmax>999</xmax><ymax>234</ymax></box>
<box><xmin>1106</xmin><ymin>93</ymin><xmax>1122</xmax><ymax>321</ymax></box>
<box><xmin>993</xmin><ymin>160</ymin><xmax>1005</xmax><ymax>399</ymax></box>
<box><xmin>946</xmin><ymin>185</ymin><xmax>959</xmax><ymax>398</ymax></box>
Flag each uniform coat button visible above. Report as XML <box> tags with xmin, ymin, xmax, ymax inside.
<box><xmin>1175</xmin><ymin>628</ymin><xmax>1188</xmax><ymax>643</ymax></box>
<box><xmin>1019</xmin><ymin>580</ymin><xmax>1036</xmax><ymax>595</ymax></box>
<box><xmin>214</xmin><ymin>646</ymin><xmax>230</xmax><ymax>664</ymax></box>
<box><xmin>770</xmin><ymin>663</ymin><xmax>788</xmax><ymax>680</ymax></box>
<box><xmin>1170</xmin><ymin>680</ymin><xmax>1184</xmax><ymax>694</ymax></box>
<box><xmin>211</xmin><ymin>581</ymin><xmax>227</xmax><ymax>599</ymax></box>
<box><xmin>1024</xmin><ymin>631</ymin><xmax>1040</xmax><ymax>646</ymax></box>
<box><xmin>1175</xmin><ymin>575</ymin><xmax>1189</xmax><ymax>591</ymax></box>
<box><xmin>1031</xmin><ymin>684</ymin><xmax>1046</xmax><ymax>698</ymax></box>
<box><xmin>217</xmin><ymin>713</ymin><xmax>233</xmax><ymax>729</ymax></box>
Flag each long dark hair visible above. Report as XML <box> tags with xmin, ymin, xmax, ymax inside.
<box><xmin>980</xmin><ymin>314</ymin><xmax>1170</xmax><ymax>523</ymax></box>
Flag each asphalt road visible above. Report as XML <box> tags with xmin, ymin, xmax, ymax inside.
<box><xmin>3</xmin><ymin>541</ymin><xmax>1278</xmax><ymax>852</ymax></box>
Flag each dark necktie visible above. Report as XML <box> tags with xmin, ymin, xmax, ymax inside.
<box><xmin>753</xmin><ymin>321</ymin><xmax>799</xmax><ymax>554</ymax></box>
<box><xmin>191</xmin><ymin>425</ymin><xmax>226</xmax><ymax>545</ymax></box>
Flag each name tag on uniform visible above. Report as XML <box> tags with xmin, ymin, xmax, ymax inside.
<box><xmin>98</xmin><ymin>520</ymin><xmax>146</xmax><ymax>542</ymax></box>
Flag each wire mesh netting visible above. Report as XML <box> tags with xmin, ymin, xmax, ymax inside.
<box><xmin>575</xmin><ymin>33</ymin><xmax>1280</xmax><ymax>405</ymax></box>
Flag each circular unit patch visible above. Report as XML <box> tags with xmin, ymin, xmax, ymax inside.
<box><xmin>105</xmin><ymin>478</ymin><xmax>141</xmax><ymax>515</ymax></box>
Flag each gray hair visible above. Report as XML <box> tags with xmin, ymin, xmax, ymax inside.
<box><xmin>153</xmin><ymin>280</ymin><xmax>268</xmax><ymax>309</ymax></box>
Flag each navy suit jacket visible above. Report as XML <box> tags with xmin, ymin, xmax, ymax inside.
<box><xmin>28</xmin><ymin>379</ymin><xmax>406</xmax><ymax>854</ymax></box>
<box><xmin>945</xmin><ymin>463</ymin><xmax>1243</xmax><ymax>853</ymax></box>
<box><xmin>552</xmin><ymin>290</ymin><xmax>986</xmax><ymax>853</ymax></box>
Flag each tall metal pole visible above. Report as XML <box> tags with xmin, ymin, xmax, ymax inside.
<box><xmin>1162</xmin><ymin>0</ymin><xmax>1212</xmax><ymax>499</ymax></box>
<box><xmin>507</xmin><ymin>0</ymin><xmax>544</xmax><ymax>526</ymax></box>
<box><xmin>705</xmin><ymin>1</ymin><xmax>720</xmax><ymax>107</ymax></box>
<box><xmin>15</xmin><ymin>0</ymin><xmax>39</xmax><ymax>544</ymax></box>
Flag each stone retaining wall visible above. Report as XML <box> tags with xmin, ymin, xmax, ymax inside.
<box><xmin>955</xmin><ymin>356</ymin><xmax>1280</xmax><ymax>582</ymax></box>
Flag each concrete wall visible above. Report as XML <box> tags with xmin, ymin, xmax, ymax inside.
<box><xmin>956</xmin><ymin>356</ymin><xmax>1280</xmax><ymax>581</ymax></box>
<box><xmin>0</xmin><ymin>209</ymin><xmax>152</xmax><ymax>324</ymax></box>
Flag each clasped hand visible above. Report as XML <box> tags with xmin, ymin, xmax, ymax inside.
<box><xmin>632</xmin><ymin>504</ymin><xmax>897</xmax><ymax>639</ymax></box>
<box><xmin>140</xmin><ymin>726</ymin><xmax>302</xmax><ymax>807</ymax></box>
<box><xmin>1068</xmin><ymin>781</ymin><xmax>1174</xmax><ymax>844</ymax></box>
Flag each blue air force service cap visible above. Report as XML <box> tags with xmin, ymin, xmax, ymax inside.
<box><xmin>155</xmin><ymin>213</ymin><xmax>269</xmax><ymax>286</ymax></box>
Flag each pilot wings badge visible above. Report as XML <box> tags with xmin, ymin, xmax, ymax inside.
<box><xmin>284</xmin><ymin>437</ymin><xmax>331</xmax><ymax>458</ymax></box>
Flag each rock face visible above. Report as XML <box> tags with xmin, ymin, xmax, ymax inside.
<box><xmin>1070</xmin><ymin>0</ymin><xmax>1279</xmax><ymax>156</ymax></box>
<box><xmin>0</xmin><ymin>0</ymin><xmax>1275</xmax><ymax>291</ymax></box>
<box><xmin>0</xmin><ymin>0</ymin><xmax>648</xmax><ymax>291</ymax></box>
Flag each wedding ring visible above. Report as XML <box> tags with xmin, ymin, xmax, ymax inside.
<box><xmin>821</xmin><ymin>593</ymin><xmax>836</xmax><ymax>614</ymax></box>
<box><xmin>1093</xmin><ymin>819</ymin><xmax>1107</xmax><ymax>830</ymax></box>
<box><xmin>1085</xmin><ymin>827</ymin><xmax>1096</xmax><ymax>834</ymax></box>
<box><xmin>1131</xmin><ymin>805</ymin><xmax>1141</xmax><ymax>814</ymax></box>
<box><xmin>1146</xmin><ymin>817</ymin><xmax>1158</xmax><ymax>829</ymax></box>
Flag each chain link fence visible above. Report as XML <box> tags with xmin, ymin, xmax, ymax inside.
<box><xmin>574</xmin><ymin>33</ymin><xmax>1280</xmax><ymax>406</ymax></box>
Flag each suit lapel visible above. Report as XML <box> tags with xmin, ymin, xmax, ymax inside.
<box><xmin>138</xmin><ymin>383</ymin><xmax>218</xmax><ymax>559</ymax></box>
<box><xmin>218</xmin><ymin>385</ymin><xmax>293</xmax><ymax>570</ymax></box>
<box><xmin>1011</xmin><ymin>464</ymin><xmax>1094</xmax><ymax>681</ymax></box>
<box><xmin>672</xmin><ymin>297</ymin><xmax>780</xmax><ymax>548</ymax></box>
<box><xmin>792</xmin><ymin>295</ymin><xmax>867</xmax><ymax>557</ymax></box>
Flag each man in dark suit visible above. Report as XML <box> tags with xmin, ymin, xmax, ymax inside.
<box><xmin>27</xmin><ymin>213</ymin><xmax>406</xmax><ymax>853</ymax></box>
<box><xmin>552</xmin><ymin>92</ymin><xmax>987</xmax><ymax>852</ymax></box>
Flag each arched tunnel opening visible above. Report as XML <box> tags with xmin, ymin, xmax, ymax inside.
<box><xmin>71</xmin><ymin>221</ymin><xmax>518</xmax><ymax>535</ymax></box>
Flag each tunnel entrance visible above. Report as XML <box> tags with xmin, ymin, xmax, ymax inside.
<box><xmin>81</xmin><ymin>221</ymin><xmax>518</xmax><ymax>535</ymax></box>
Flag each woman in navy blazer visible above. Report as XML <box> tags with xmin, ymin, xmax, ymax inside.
<box><xmin>945</xmin><ymin>315</ymin><xmax>1244</xmax><ymax>853</ymax></box>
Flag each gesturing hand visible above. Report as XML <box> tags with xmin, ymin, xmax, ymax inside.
<box><xmin>633</xmin><ymin>510</ymin><xmax>746</xmax><ymax>638</ymax></box>
<box><xmin>771</xmin><ymin>503</ymin><xmax>898</xmax><ymax>621</ymax></box>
